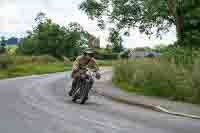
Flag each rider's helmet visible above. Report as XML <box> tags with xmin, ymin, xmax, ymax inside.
<box><xmin>83</xmin><ymin>48</ymin><xmax>94</xmax><ymax>57</ymax></box>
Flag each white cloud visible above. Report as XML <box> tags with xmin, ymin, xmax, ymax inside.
<box><xmin>0</xmin><ymin>0</ymin><xmax>176</xmax><ymax>48</ymax></box>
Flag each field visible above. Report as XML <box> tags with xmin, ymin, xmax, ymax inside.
<box><xmin>0</xmin><ymin>52</ymin><xmax>114</xmax><ymax>80</ymax></box>
<box><xmin>0</xmin><ymin>63</ymin><xmax>70</xmax><ymax>79</ymax></box>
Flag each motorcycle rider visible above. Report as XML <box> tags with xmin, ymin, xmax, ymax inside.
<box><xmin>68</xmin><ymin>48</ymin><xmax>101</xmax><ymax>97</ymax></box>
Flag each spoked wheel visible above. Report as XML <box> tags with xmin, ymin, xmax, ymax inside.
<box><xmin>80</xmin><ymin>81</ymin><xmax>90</xmax><ymax>104</ymax></box>
<box><xmin>72</xmin><ymin>89</ymin><xmax>80</xmax><ymax>102</ymax></box>
<box><xmin>72</xmin><ymin>81</ymin><xmax>81</xmax><ymax>102</ymax></box>
<box><xmin>72</xmin><ymin>95</ymin><xmax>78</xmax><ymax>102</ymax></box>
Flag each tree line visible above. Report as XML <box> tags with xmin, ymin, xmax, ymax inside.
<box><xmin>17</xmin><ymin>12</ymin><xmax>91</xmax><ymax>59</ymax></box>
<box><xmin>16</xmin><ymin>12</ymin><xmax>125</xmax><ymax>59</ymax></box>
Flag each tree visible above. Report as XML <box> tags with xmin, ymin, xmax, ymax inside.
<box><xmin>18</xmin><ymin>13</ymin><xmax>90</xmax><ymax>58</ymax></box>
<box><xmin>1</xmin><ymin>36</ymin><xmax>6</xmax><ymax>47</ymax></box>
<box><xmin>68</xmin><ymin>22</ymin><xmax>84</xmax><ymax>32</ymax></box>
<box><xmin>66</xmin><ymin>22</ymin><xmax>89</xmax><ymax>48</ymax></box>
<box><xmin>35</xmin><ymin>12</ymin><xmax>47</xmax><ymax>23</ymax></box>
<box><xmin>0</xmin><ymin>36</ymin><xmax>6</xmax><ymax>54</ymax></box>
<box><xmin>108</xmin><ymin>28</ymin><xmax>124</xmax><ymax>53</ymax></box>
<box><xmin>79</xmin><ymin>0</ymin><xmax>200</xmax><ymax>47</ymax></box>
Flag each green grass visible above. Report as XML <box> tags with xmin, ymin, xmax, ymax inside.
<box><xmin>112</xmin><ymin>59</ymin><xmax>200</xmax><ymax>104</ymax></box>
<box><xmin>0</xmin><ymin>52</ymin><xmax>114</xmax><ymax>80</ymax></box>
<box><xmin>113</xmin><ymin>79</ymin><xmax>144</xmax><ymax>94</ymax></box>
<box><xmin>0</xmin><ymin>59</ymin><xmax>114</xmax><ymax>80</ymax></box>
<box><xmin>6</xmin><ymin>45</ymin><xmax>18</xmax><ymax>48</ymax></box>
<box><xmin>97</xmin><ymin>60</ymin><xmax>115</xmax><ymax>66</ymax></box>
<box><xmin>0</xmin><ymin>63</ymin><xmax>71</xmax><ymax>79</ymax></box>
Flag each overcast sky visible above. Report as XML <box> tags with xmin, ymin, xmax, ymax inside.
<box><xmin>0</xmin><ymin>0</ymin><xmax>177</xmax><ymax>48</ymax></box>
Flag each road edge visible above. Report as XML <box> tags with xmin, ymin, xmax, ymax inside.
<box><xmin>96</xmin><ymin>90</ymin><xmax>200</xmax><ymax>120</ymax></box>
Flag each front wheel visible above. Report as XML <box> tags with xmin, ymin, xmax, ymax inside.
<box><xmin>71</xmin><ymin>80</ymin><xmax>81</xmax><ymax>102</ymax></box>
<box><xmin>72</xmin><ymin>95</ymin><xmax>77</xmax><ymax>102</ymax></box>
<box><xmin>80</xmin><ymin>81</ymin><xmax>90</xmax><ymax>104</ymax></box>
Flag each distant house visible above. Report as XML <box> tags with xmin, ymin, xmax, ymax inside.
<box><xmin>129</xmin><ymin>48</ymin><xmax>160</xmax><ymax>58</ymax></box>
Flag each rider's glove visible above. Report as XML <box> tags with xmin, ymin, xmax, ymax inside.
<box><xmin>95</xmin><ymin>72</ymin><xmax>101</xmax><ymax>80</ymax></box>
<box><xmin>73</xmin><ymin>72</ymin><xmax>81</xmax><ymax>79</ymax></box>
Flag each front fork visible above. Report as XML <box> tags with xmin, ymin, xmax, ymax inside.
<box><xmin>70</xmin><ymin>75</ymin><xmax>94</xmax><ymax>95</ymax></box>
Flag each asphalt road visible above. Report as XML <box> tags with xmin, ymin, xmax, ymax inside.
<box><xmin>0</xmin><ymin>72</ymin><xmax>199</xmax><ymax>133</ymax></box>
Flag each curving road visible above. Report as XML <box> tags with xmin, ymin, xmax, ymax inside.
<box><xmin>0</xmin><ymin>72</ymin><xmax>199</xmax><ymax>133</ymax></box>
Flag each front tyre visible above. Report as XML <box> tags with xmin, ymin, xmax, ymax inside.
<box><xmin>80</xmin><ymin>81</ymin><xmax>90</xmax><ymax>104</ymax></box>
<box><xmin>71</xmin><ymin>80</ymin><xmax>81</xmax><ymax>102</ymax></box>
<box><xmin>72</xmin><ymin>95</ymin><xmax>78</xmax><ymax>102</ymax></box>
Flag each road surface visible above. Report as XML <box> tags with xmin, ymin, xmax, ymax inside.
<box><xmin>0</xmin><ymin>72</ymin><xmax>199</xmax><ymax>133</ymax></box>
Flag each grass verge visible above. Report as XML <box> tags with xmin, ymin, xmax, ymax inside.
<box><xmin>112</xmin><ymin>79</ymin><xmax>144</xmax><ymax>94</ymax></box>
<box><xmin>97</xmin><ymin>60</ymin><xmax>115</xmax><ymax>66</ymax></box>
<box><xmin>0</xmin><ymin>63</ymin><xmax>71</xmax><ymax>79</ymax></box>
<box><xmin>112</xmin><ymin>59</ymin><xmax>200</xmax><ymax>104</ymax></box>
<box><xmin>0</xmin><ymin>60</ymin><xmax>114</xmax><ymax>80</ymax></box>
<box><xmin>0</xmin><ymin>54</ymin><xmax>115</xmax><ymax>80</ymax></box>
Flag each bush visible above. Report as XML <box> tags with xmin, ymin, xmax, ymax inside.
<box><xmin>14</xmin><ymin>55</ymin><xmax>58</xmax><ymax>65</ymax></box>
<box><xmin>34</xmin><ymin>55</ymin><xmax>58</xmax><ymax>63</ymax></box>
<box><xmin>96</xmin><ymin>60</ymin><xmax>114</xmax><ymax>66</ymax></box>
<box><xmin>119</xmin><ymin>50</ymin><xmax>130</xmax><ymax>59</ymax></box>
<box><xmin>0</xmin><ymin>46</ymin><xmax>6</xmax><ymax>54</ymax></box>
<box><xmin>159</xmin><ymin>46</ymin><xmax>200</xmax><ymax>66</ymax></box>
<box><xmin>191</xmin><ymin>60</ymin><xmax>200</xmax><ymax>103</ymax></box>
<box><xmin>94</xmin><ymin>51</ymin><xmax>118</xmax><ymax>60</ymax></box>
<box><xmin>7</xmin><ymin>45</ymin><xmax>18</xmax><ymax>56</ymax></box>
<box><xmin>0</xmin><ymin>54</ymin><xmax>14</xmax><ymax>69</ymax></box>
<box><xmin>113</xmin><ymin>58</ymin><xmax>200</xmax><ymax>103</ymax></box>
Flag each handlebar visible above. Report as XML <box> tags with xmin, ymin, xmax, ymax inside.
<box><xmin>78</xmin><ymin>69</ymin><xmax>100</xmax><ymax>80</ymax></box>
<box><xmin>86</xmin><ymin>69</ymin><xmax>97</xmax><ymax>77</ymax></box>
